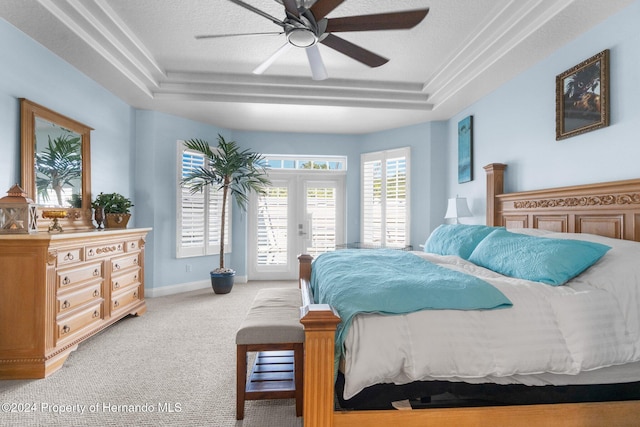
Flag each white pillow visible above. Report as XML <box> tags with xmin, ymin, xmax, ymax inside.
<box><xmin>506</xmin><ymin>227</ymin><xmax>554</xmax><ymax>237</ymax></box>
<box><xmin>546</xmin><ymin>232</ymin><xmax>640</xmax><ymax>344</ymax></box>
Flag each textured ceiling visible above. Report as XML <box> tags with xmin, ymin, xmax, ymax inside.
<box><xmin>0</xmin><ymin>0</ymin><xmax>633</xmax><ymax>134</ymax></box>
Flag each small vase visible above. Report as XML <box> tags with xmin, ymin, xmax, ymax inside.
<box><xmin>94</xmin><ymin>206</ymin><xmax>105</xmax><ymax>230</ymax></box>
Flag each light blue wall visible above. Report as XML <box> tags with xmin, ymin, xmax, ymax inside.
<box><xmin>445</xmin><ymin>0</ymin><xmax>640</xmax><ymax>224</ymax></box>
<box><xmin>359</xmin><ymin>121</ymin><xmax>448</xmax><ymax>248</ymax></box>
<box><xmin>2</xmin><ymin>0</ymin><xmax>639</xmax><ymax>292</ymax></box>
<box><xmin>133</xmin><ymin>110</ymin><xmax>228</xmax><ymax>288</ymax></box>
<box><xmin>0</xmin><ymin>18</ymin><xmax>135</xmax><ymax>205</ymax></box>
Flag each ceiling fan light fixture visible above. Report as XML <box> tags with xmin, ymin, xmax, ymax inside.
<box><xmin>216</xmin><ymin>0</ymin><xmax>430</xmax><ymax>79</ymax></box>
<box><xmin>287</xmin><ymin>28</ymin><xmax>317</xmax><ymax>47</ymax></box>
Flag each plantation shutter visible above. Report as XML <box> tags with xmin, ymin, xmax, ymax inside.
<box><xmin>178</xmin><ymin>151</ymin><xmax>206</xmax><ymax>257</ymax></box>
<box><xmin>361</xmin><ymin>147</ymin><xmax>410</xmax><ymax>248</ymax></box>
<box><xmin>207</xmin><ymin>184</ymin><xmax>230</xmax><ymax>255</ymax></box>
<box><xmin>384</xmin><ymin>155</ymin><xmax>407</xmax><ymax>247</ymax></box>
<box><xmin>305</xmin><ymin>184</ymin><xmax>337</xmax><ymax>256</ymax></box>
<box><xmin>256</xmin><ymin>185</ymin><xmax>289</xmax><ymax>266</ymax></box>
<box><xmin>177</xmin><ymin>143</ymin><xmax>231</xmax><ymax>258</ymax></box>
<box><xmin>362</xmin><ymin>157</ymin><xmax>383</xmax><ymax>245</ymax></box>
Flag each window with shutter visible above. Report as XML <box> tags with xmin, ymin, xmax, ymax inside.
<box><xmin>361</xmin><ymin>147</ymin><xmax>410</xmax><ymax>248</ymax></box>
<box><xmin>176</xmin><ymin>142</ymin><xmax>231</xmax><ymax>258</ymax></box>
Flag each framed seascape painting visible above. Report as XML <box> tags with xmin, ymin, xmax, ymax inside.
<box><xmin>458</xmin><ymin>115</ymin><xmax>473</xmax><ymax>183</ymax></box>
<box><xmin>556</xmin><ymin>49</ymin><xmax>609</xmax><ymax>140</ymax></box>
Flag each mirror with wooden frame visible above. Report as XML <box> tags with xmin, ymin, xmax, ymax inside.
<box><xmin>20</xmin><ymin>98</ymin><xmax>94</xmax><ymax>230</ymax></box>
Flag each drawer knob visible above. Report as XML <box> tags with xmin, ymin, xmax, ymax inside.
<box><xmin>62</xmin><ymin>325</ymin><xmax>71</xmax><ymax>335</ymax></box>
<box><xmin>133</xmin><ymin>291</ymin><xmax>138</xmax><ymax>298</ymax></box>
<box><xmin>61</xmin><ymin>300</ymin><xmax>70</xmax><ymax>309</ymax></box>
<box><xmin>92</xmin><ymin>310</ymin><xmax>100</xmax><ymax>318</ymax></box>
<box><xmin>93</xmin><ymin>268</ymin><xmax>100</xmax><ymax>276</ymax></box>
<box><xmin>114</xmin><ymin>300</ymin><xmax>119</xmax><ymax>308</ymax></box>
<box><xmin>64</xmin><ymin>252</ymin><xmax>74</xmax><ymax>261</ymax></box>
<box><xmin>114</xmin><ymin>263</ymin><xmax>121</xmax><ymax>270</ymax></box>
<box><xmin>62</xmin><ymin>276</ymin><xmax>71</xmax><ymax>285</ymax></box>
<box><xmin>88</xmin><ymin>249</ymin><xmax>95</xmax><ymax>257</ymax></box>
<box><xmin>93</xmin><ymin>289</ymin><xmax>100</xmax><ymax>297</ymax></box>
<box><xmin>134</xmin><ymin>275</ymin><xmax>138</xmax><ymax>281</ymax></box>
<box><xmin>114</xmin><ymin>282</ymin><xmax>119</xmax><ymax>289</ymax></box>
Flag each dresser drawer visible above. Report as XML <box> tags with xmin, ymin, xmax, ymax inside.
<box><xmin>85</xmin><ymin>242</ymin><xmax>125</xmax><ymax>260</ymax></box>
<box><xmin>56</xmin><ymin>248</ymin><xmax>83</xmax><ymax>266</ymax></box>
<box><xmin>57</xmin><ymin>281</ymin><xmax>102</xmax><ymax>315</ymax></box>
<box><xmin>111</xmin><ymin>253</ymin><xmax>140</xmax><ymax>273</ymax></box>
<box><xmin>57</xmin><ymin>263</ymin><xmax>103</xmax><ymax>289</ymax></box>
<box><xmin>125</xmin><ymin>239</ymin><xmax>142</xmax><ymax>252</ymax></box>
<box><xmin>111</xmin><ymin>268</ymin><xmax>141</xmax><ymax>292</ymax></box>
<box><xmin>56</xmin><ymin>303</ymin><xmax>102</xmax><ymax>344</ymax></box>
<box><xmin>112</xmin><ymin>286</ymin><xmax>141</xmax><ymax>313</ymax></box>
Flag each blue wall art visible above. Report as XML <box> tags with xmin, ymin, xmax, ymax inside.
<box><xmin>458</xmin><ymin>115</ymin><xmax>473</xmax><ymax>183</ymax></box>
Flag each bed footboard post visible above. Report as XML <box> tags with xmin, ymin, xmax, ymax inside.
<box><xmin>298</xmin><ymin>254</ymin><xmax>313</xmax><ymax>287</ymax></box>
<box><xmin>300</xmin><ymin>305</ymin><xmax>340</xmax><ymax>427</ymax></box>
<box><xmin>484</xmin><ymin>163</ymin><xmax>507</xmax><ymax>226</ymax></box>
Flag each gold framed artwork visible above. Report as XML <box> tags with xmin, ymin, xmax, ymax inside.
<box><xmin>556</xmin><ymin>49</ymin><xmax>609</xmax><ymax>140</ymax></box>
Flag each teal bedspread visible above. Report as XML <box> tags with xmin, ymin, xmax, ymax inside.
<box><xmin>310</xmin><ymin>249</ymin><xmax>512</xmax><ymax>370</ymax></box>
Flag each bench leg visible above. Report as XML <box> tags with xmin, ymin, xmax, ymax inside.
<box><xmin>294</xmin><ymin>343</ymin><xmax>304</xmax><ymax>417</ymax></box>
<box><xmin>237</xmin><ymin>344</ymin><xmax>247</xmax><ymax>420</ymax></box>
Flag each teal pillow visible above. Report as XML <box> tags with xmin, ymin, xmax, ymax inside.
<box><xmin>424</xmin><ymin>224</ymin><xmax>501</xmax><ymax>259</ymax></box>
<box><xmin>468</xmin><ymin>229</ymin><xmax>611</xmax><ymax>286</ymax></box>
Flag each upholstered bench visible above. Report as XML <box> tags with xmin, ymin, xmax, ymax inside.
<box><xmin>236</xmin><ymin>288</ymin><xmax>304</xmax><ymax>420</ymax></box>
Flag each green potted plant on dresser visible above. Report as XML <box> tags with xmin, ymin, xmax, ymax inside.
<box><xmin>180</xmin><ymin>134</ymin><xmax>270</xmax><ymax>294</ymax></box>
<box><xmin>92</xmin><ymin>192</ymin><xmax>134</xmax><ymax>229</ymax></box>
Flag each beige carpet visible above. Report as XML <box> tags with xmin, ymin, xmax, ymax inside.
<box><xmin>0</xmin><ymin>281</ymin><xmax>304</xmax><ymax>427</ymax></box>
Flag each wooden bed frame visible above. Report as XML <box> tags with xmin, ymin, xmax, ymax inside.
<box><xmin>298</xmin><ymin>163</ymin><xmax>640</xmax><ymax>427</ymax></box>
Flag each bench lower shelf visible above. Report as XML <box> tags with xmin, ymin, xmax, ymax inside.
<box><xmin>247</xmin><ymin>350</ymin><xmax>296</xmax><ymax>397</ymax></box>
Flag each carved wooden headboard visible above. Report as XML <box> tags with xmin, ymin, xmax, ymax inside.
<box><xmin>485</xmin><ymin>163</ymin><xmax>640</xmax><ymax>242</ymax></box>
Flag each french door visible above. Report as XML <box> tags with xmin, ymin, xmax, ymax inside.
<box><xmin>248</xmin><ymin>171</ymin><xmax>345</xmax><ymax>280</ymax></box>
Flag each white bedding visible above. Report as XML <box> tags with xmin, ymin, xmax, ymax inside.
<box><xmin>340</xmin><ymin>233</ymin><xmax>640</xmax><ymax>399</ymax></box>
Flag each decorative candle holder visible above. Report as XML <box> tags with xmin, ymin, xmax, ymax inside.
<box><xmin>0</xmin><ymin>184</ymin><xmax>38</xmax><ymax>234</ymax></box>
<box><xmin>42</xmin><ymin>209</ymin><xmax>68</xmax><ymax>233</ymax></box>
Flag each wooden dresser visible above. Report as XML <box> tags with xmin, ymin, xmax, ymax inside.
<box><xmin>0</xmin><ymin>227</ymin><xmax>151</xmax><ymax>379</ymax></box>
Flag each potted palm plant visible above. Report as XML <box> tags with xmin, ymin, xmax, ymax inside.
<box><xmin>180</xmin><ymin>134</ymin><xmax>270</xmax><ymax>294</ymax></box>
<box><xmin>91</xmin><ymin>192</ymin><xmax>134</xmax><ymax>229</ymax></box>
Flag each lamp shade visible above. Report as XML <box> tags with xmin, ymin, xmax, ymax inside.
<box><xmin>444</xmin><ymin>197</ymin><xmax>472</xmax><ymax>221</ymax></box>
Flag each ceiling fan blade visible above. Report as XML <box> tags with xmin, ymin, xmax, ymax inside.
<box><xmin>195</xmin><ymin>32</ymin><xmax>284</xmax><ymax>40</ymax></box>
<box><xmin>326</xmin><ymin>9</ymin><xmax>429</xmax><ymax>32</ymax></box>
<box><xmin>252</xmin><ymin>43</ymin><xmax>292</xmax><ymax>75</ymax></box>
<box><xmin>310</xmin><ymin>0</ymin><xmax>345</xmax><ymax>19</ymax></box>
<box><xmin>227</xmin><ymin>0</ymin><xmax>286</xmax><ymax>28</ymax></box>
<box><xmin>320</xmin><ymin>33</ymin><xmax>388</xmax><ymax>67</ymax></box>
<box><xmin>282</xmin><ymin>0</ymin><xmax>299</xmax><ymax>17</ymax></box>
<box><xmin>305</xmin><ymin>45</ymin><xmax>328</xmax><ymax>80</ymax></box>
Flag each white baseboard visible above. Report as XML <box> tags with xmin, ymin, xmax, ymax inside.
<box><xmin>146</xmin><ymin>275</ymin><xmax>248</xmax><ymax>298</ymax></box>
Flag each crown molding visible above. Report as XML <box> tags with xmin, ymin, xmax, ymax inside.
<box><xmin>35</xmin><ymin>0</ymin><xmax>574</xmax><ymax>112</ymax></box>
<box><xmin>424</xmin><ymin>0</ymin><xmax>575</xmax><ymax>107</ymax></box>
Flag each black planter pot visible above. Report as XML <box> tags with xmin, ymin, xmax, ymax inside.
<box><xmin>210</xmin><ymin>270</ymin><xmax>235</xmax><ymax>294</ymax></box>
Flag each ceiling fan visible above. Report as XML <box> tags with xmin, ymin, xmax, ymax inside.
<box><xmin>196</xmin><ymin>0</ymin><xmax>429</xmax><ymax>80</ymax></box>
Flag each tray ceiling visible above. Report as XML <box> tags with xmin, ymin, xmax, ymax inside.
<box><xmin>0</xmin><ymin>0</ymin><xmax>633</xmax><ymax>134</ymax></box>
